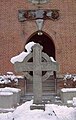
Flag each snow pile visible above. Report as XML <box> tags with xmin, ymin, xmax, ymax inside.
<box><xmin>63</xmin><ymin>73</ymin><xmax>76</xmax><ymax>88</ymax></box>
<box><xmin>0</xmin><ymin>72</ymin><xmax>23</xmax><ymax>85</ymax></box>
<box><xmin>11</xmin><ymin>41</ymin><xmax>36</xmax><ymax>64</ymax></box>
<box><xmin>50</xmin><ymin>57</ymin><xmax>56</xmax><ymax>62</ymax></box>
<box><xmin>64</xmin><ymin>73</ymin><xmax>76</xmax><ymax>81</ymax></box>
<box><xmin>0</xmin><ymin>100</ymin><xmax>75</xmax><ymax>120</ymax></box>
<box><xmin>73</xmin><ymin>75</ymin><xmax>76</xmax><ymax>81</ymax></box>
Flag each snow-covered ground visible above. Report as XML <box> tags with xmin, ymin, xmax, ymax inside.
<box><xmin>0</xmin><ymin>100</ymin><xmax>76</xmax><ymax>120</ymax></box>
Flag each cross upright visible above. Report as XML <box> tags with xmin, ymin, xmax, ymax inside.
<box><xmin>14</xmin><ymin>43</ymin><xmax>59</xmax><ymax>105</ymax></box>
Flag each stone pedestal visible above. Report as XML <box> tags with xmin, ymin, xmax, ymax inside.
<box><xmin>60</xmin><ymin>88</ymin><xmax>76</xmax><ymax>104</ymax></box>
<box><xmin>0</xmin><ymin>92</ymin><xmax>13</xmax><ymax>108</ymax></box>
<box><xmin>3</xmin><ymin>87</ymin><xmax>21</xmax><ymax>105</ymax></box>
<box><xmin>0</xmin><ymin>87</ymin><xmax>21</xmax><ymax>106</ymax></box>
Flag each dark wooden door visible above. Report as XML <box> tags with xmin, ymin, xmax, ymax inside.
<box><xmin>26</xmin><ymin>75</ymin><xmax>55</xmax><ymax>93</ymax></box>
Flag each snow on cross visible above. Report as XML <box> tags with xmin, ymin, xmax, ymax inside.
<box><xmin>11</xmin><ymin>41</ymin><xmax>56</xmax><ymax>64</ymax></box>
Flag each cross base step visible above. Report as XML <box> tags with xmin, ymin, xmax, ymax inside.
<box><xmin>30</xmin><ymin>104</ymin><xmax>45</xmax><ymax>111</ymax></box>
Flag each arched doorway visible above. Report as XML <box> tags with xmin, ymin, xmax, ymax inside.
<box><xmin>25</xmin><ymin>31</ymin><xmax>57</xmax><ymax>97</ymax></box>
<box><xmin>26</xmin><ymin>31</ymin><xmax>55</xmax><ymax>59</ymax></box>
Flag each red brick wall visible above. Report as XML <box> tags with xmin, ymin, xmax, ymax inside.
<box><xmin>0</xmin><ymin>0</ymin><xmax>76</xmax><ymax>75</ymax></box>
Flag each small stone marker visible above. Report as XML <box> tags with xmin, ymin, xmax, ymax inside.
<box><xmin>14</xmin><ymin>43</ymin><xmax>59</xmax><ymax>110</ymax></box>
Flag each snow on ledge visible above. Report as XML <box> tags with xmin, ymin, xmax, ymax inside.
<box><xmin>0</xmin><ymin>87</ymin><xmax>21</xmax><ymax>93</ymax></box>
<box><xmin>61</xmin><ymin>88</ymin><xmax>76</xmax><ymax>92</ymax></box>
<box><xmin>0</xmin><ymin>92</ymin><xmax>13</xmax><ymax>96</ymax></box>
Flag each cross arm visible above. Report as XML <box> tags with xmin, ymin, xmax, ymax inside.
<box><xmin>41</xmin><ymin>62</ymin><xmax>59</xmax><ymax>71</ymax></box>
<box><xmin>14</xmin><ymin>62</ymin><xmax>33</xmax><ymax>72</ymax></box>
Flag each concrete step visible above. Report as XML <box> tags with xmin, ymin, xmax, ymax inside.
<box><xmin>20</xmin><ymin>93</ymin><xmax>57</xmax><ymax>103</ymax></box>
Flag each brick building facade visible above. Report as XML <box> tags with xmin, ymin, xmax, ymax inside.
<box><xmin>0</xmin><ymin>0</ymin><xmax>76</xmax><ymax>76</ymax></box>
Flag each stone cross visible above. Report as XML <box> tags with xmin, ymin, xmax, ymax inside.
<box><xmin>14</xmin><ymin>43</ymin><xmax>59</xmax><ymax>108</ymax></box>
